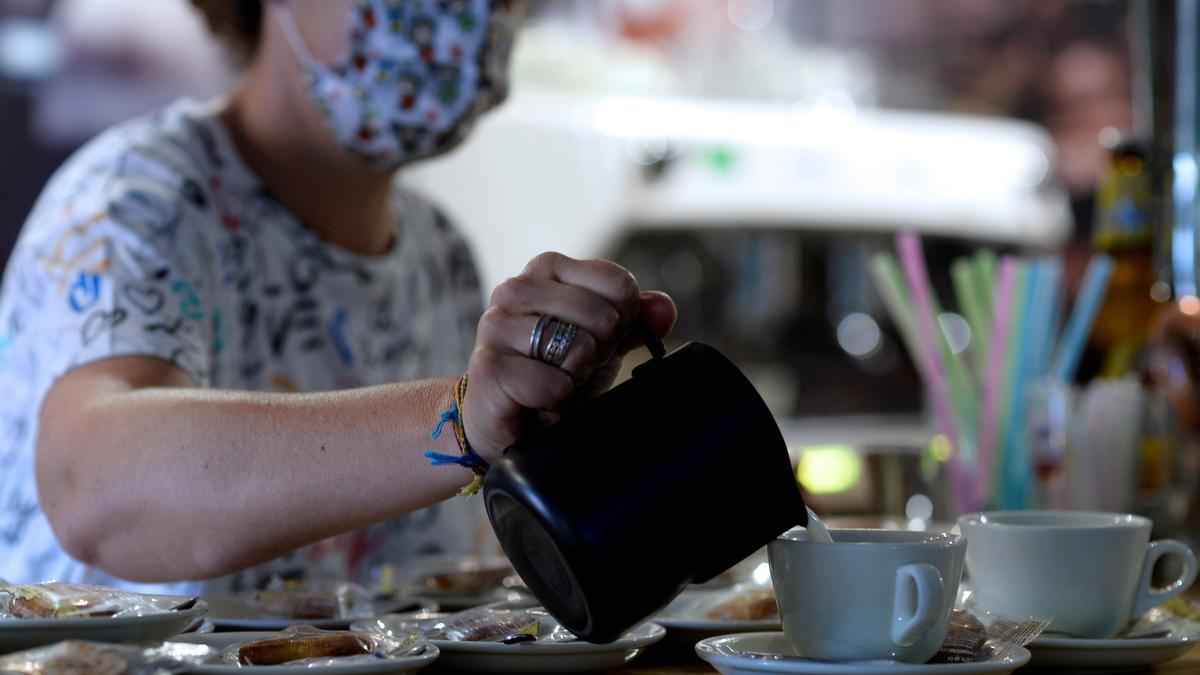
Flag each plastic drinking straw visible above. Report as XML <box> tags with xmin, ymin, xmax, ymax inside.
<box><xmin>869</xmin><ymin>253</ymin><xmax>926</xmax><ymax>374</ymax></box>
<box><xmin>874</xmin><ymin>253</ymin><xmax>979</xmax><ymax>459</ymax></box>
<box><xmin>1052</xmin><ymin>254</ymin><xmax>1115</xmax><ymax>383</ymax></box>
<box><xmin>927</xmin><ymin>271</ymin><xmax>980</xmax><ymax>452</ymax></box>
<box><xmin>976</xmin><ymin>257</ymin><xmax>1018</xmax><ymax>505</ymax></box>
<box><xmin>943</xmin><ymin>347</ymin><xmax>980</xmax><ymax>462</ymax></box>
<box><xmin>1030</xmin><ymin>258</ymin><xmax>1063</xmax><ymax>377</ymax></box>
<box><xmin>952</xmin><ymin>257</ymin><xmax>989</xmax><ymax>372</ymax></box>
<box><xmin>991</xmin><ymin>263</ymin><xmax>1029</xmax><ymax>501</ymax></box>
<box><xmin>999</xmin><ymin>265</ymin><xmax>1042</xmax><ymax>508</ymax></box>
<box><xmin>1023</xmin><ymin>259</ymin><xmax>1056</xmax><ymax>380</ymax></box>
<box><xmin>973</xmin><ymin>249</ymin><xmax>998</xmax><ymax>321</ymax></box>
<box><xmin>895</xmin><ymin>232</ymin><xmax>972</xmax><ymax>513</ymax></box>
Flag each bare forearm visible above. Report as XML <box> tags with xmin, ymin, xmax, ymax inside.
<box><xmin>38</xmin><ymin>377</ymin><xmax>467</xmax><ymax>582</ymax></box>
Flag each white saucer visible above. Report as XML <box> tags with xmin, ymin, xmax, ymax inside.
<box><xmin>1027</xmin><ymin>632</ymin><xmax>1196</xmax><ymax>670</ymax></box>
<box><xmin>429</xmin><ymin>622</ymin><xmax>663</xmax><ymax>673</ymax></box>
<box><xmin>170</xmin><ymin>631</ymin><xmax>438</xmax><ymax>674</ymax></box>
<box><xmin>0</xmin><ymin>595</ymin><xmax>207</xmax><ymax>654</ymax></box>
<box><xmin>355</xmin><ymin>616</ymin><xmax>664</xmax><ymax>673</ymax></box>
<box><xmin>696</xmin><ymin>632</ymin><xmax>1030</xmax><ymax>674</ymax></box>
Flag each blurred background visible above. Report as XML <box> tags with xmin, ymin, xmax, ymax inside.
<box><xmin>6</xmin><ymin>0</ymin><xmax>1186</xmax><ymax>534</ymax></box>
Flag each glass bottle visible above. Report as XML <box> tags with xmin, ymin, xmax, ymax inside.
<box><xmin>1083</xmin><ymin>139</ymin><xmax>1166</xmax><ymax>380</ymax></box>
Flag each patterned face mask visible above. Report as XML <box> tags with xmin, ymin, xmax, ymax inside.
<box><xmin>274</xmin><ymin>0</ymin><xmax>518</xmax><ymax>170</ymax></box>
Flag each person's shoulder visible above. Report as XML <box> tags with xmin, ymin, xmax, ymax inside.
<box><xmin>48</xmin><ymin>98</ymin><xmax>224</xmax><ymax>192</ymax></box>
<box><xmin>20</xmin><ymin>99</ymin><xmax>227</xmax><ymax>250</ymax></box>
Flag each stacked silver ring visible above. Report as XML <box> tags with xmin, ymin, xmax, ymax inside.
<box><xmin>542</xmin><ymin>320</ymin><xmax>578</xmax><ymax>367</ymax></box>
<box><xmin>529</xmin><ymin>315</ymin><xmax>553</xmax><ymax>359</ymax></box>
<box><xmin>530</xmin><ymin>314</ymin><xmax>579</xmax><ymax>368</ymax></box>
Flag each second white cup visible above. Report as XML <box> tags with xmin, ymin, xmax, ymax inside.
<box><xmin>959</xmin><ymin>511</ymin><xmax>1198</xmax><ymax>638</ymax></box>
<box><xmin>768</xmin><ymin>528</ymin><xmax>966</xmax><ymax>663</ymax></box>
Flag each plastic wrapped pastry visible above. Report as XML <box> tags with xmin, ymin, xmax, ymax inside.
<box><xmin>222</xmin><ymin>624</ymin><xmax>422</xmax><ymax>667</ymax></box>
<box><xmin>0</xmin><ymin>583</ymin><xmax>167</xmax><ymax>620</ymax></box>
<box><xmin>247</xmin><ymin>579</ymin><xmax>375</xmax><ymax>621</ymax></box>
<box><xmin>0</xmin><ymin>640</ymin><xmax>212</xmax><ymax>674</ymax></box>
<box><xmin>419</xmin><ymin>606</ymin><xmax>577</xmax><ymax>644</ymax></box>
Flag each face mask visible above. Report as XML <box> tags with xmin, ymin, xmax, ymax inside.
<box><xmin>273</xmin><ymin>0</ymin><xmax>518</xmax><ymax>170</ymax></box>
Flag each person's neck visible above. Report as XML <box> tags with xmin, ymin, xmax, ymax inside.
<box><xmin>218</xmin><ymin>73</ymin><xmax>396</xmax><ymax>257</ymax></box>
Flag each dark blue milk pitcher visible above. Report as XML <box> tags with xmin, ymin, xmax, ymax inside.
<box><xmin>483</xmin><ymin>341</ymin><xmax>808</xmax><ymax>643</ymax></box>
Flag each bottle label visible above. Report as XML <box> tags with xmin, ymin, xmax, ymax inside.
<box><xmin>1094</xmin><ymin>150</ymin><xmax>1154</xmax><ymax>249</ymax></box>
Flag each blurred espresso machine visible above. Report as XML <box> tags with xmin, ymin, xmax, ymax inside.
<box><xmin>409</xmin><ymin>85</ymin><xmax>1070</xmax><ymax>521</ymax></box>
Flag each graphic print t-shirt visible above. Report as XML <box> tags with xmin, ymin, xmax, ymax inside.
<box><xmin>0</xmin><ymin>99</ymin><xmax>486</xmax><ymax>595</ymax></box>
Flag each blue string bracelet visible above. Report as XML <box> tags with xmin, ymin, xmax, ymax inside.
<box><xmin>424</xmin><ymin>376</ymin><xmax>488</xmax><ymax>496</ymax></box>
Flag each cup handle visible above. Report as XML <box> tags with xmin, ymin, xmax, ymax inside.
<box><xmin>1131</xmin><ymin>539</ymin><xmax>1198</xmax><ymax>617</ymax></box>
<box><xmin>892</xmin><ymin>562</ymin><xmax>945</xmax><ymax>647</ymax></box>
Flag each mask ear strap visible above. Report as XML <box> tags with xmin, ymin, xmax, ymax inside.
<box><xmin>267</xmin><ymin>0</ymin><xmax>318</xmax><ymax>66</ymax></box>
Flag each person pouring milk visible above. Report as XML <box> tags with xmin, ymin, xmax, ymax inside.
<box><xmin>0</xmin><ymin>0</ymin><xmax>676</xmax><ymax>594</ymax></box>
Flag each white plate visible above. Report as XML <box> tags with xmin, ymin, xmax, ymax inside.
<box><xmin>0</xmin><ymin>595</ymin><xmax>207</xmax><ymax>654</ymax></box>
<box><xmin>656</xmin><ymin>588</ymin><xmax>780</xmax><ymax>638</ymax></box>
<box><xmin>696</xmin><ymin>632</ymin><xmax>1031</xmax><ymax>674</ymax></box>
<box><xmin>400</xmin><ymin>586</ymin><xmax>526</xmax><ymax>612</ymax></box>
<box><xmin>428</xmin><ymin>622</ymin><xmax>664</xmax><ymax>673</ymax></box>
<box><xmin>206</xmin><ymin>596</ymin><xmax>435</xmax><ymax>631</ymax></box>
<box><xmin>1027</xmin><ymin>633</ymin><xmax>1197</xmax><ymax>670</ymax></box>
<box><xmin>170</xmin><ymin>631</ymin><xmax>438</xmax><ymax>674</ymax></box>
<box><xmin>355</xmin><ymin>617</ymin><xmax>665</xmax><ymax>673</ymax></box>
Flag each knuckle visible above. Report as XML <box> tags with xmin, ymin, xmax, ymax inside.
<box><xmin>491</xmin><ymin>277</ymin><xmax>529</xmax><ymax>308</ymax></box>
<box><xmin>476</xmin><ymin>309</ymin><xmax>506</xmax><ymax>345</ymax></box>
<box><xmin>597</xmin><ymin>306</ymin><xmax>621</xmax><ymax>336</ymax></box>
<box><xmin>488</xmin><ymin>279</ymin><xmax>513</xmax><ymax>307</ymax></box>
<box><xmin>527</xmin><ymin>251</ymin><xmax>564</xmax><ymax>274</ymax></box>
<box><xmin>613</xmin><ymin>268</ymin><xmax>641</xmax><ymax>303</ymax></box>
<box><xmin>537</xmin><ymin>251</ymin><xmax>564</xmax><ymax>266</ymax></box>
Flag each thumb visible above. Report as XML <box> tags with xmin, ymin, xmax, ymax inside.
<box><xmin>616</xmin><ymin>291</ymin><xmax>677</xmax><ymax>357</ymax></box>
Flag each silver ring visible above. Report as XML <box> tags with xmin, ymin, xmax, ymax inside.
<box><xmin>542</xmin><ymin>321</ymin><xmax>578</xmax><ymax>368</ymax></box>
<box><xmin>529</xmin><ymin>314</ymin><xmax>553</xmax><ymax>359</ymax></box>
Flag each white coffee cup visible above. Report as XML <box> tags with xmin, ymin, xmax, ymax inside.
<box><xmin>768</xmin><ymin>528</ymin><xmax>966</xmax><ymax>663</ymax></box>
<box><xmin>959</xmin><ymin>511</ymin><xmax>1198</xmax><ymax>638</ymax></box>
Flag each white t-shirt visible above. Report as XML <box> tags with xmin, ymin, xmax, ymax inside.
<box><xmin>0</xmin><ymin>99</ymin><xmax>487</xmax><ymax>595</ymax></box>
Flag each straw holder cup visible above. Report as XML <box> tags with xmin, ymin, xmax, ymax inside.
<box><xmin>483</xmin><ymin>342</ymin><xmax>808</xmax><ymax>643</ymax></box>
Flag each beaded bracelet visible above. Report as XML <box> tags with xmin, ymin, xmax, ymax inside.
<box><xmin>424</xmin><ymin>375</ymin><xmax>489</xmax><ymax>496</ymax></box>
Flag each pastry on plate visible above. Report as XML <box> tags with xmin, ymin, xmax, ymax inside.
<box><xmin>0</xmin><ymin>583</ymin><xmax>153</xmax><ymax>619</ymax></box>
<box><xmin>703</xmin><ymin>587</ymin><xmax>778</xmax><ymax>621</ymax></box>
<box><xmin>235</xmin><ymin>631</ymin><xmax>372</xmax><ymax>665</ymax></box>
